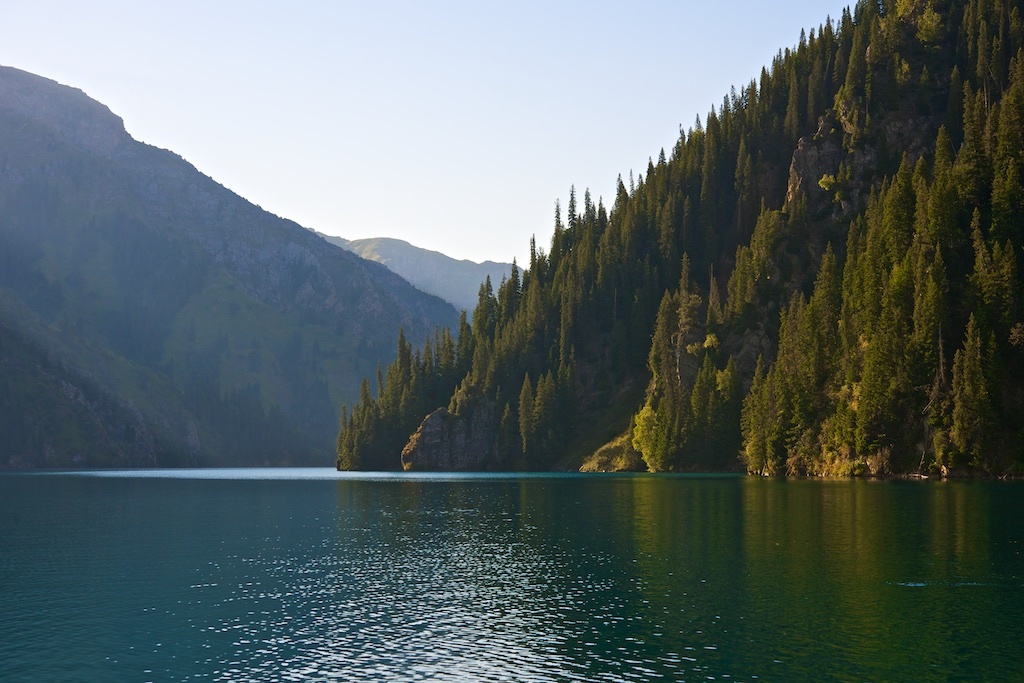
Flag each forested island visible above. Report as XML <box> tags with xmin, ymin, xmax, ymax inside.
<box><xmin>338</xmin><ymin>0</ymin><xmax>1024</xmax><ymax>476</ymax></box>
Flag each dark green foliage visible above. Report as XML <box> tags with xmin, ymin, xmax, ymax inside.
<box><xmin>630</xmin><ymin>257</ymin><xmax>741</xmax><ymax>471</ymax></box>
<box><xmin>950</xmin><ymin>314</ymin><xmax>993</xmax><ymax>466</ymax></box>
<box><xmin>336</xmin><ymin>326</ymin><xmax>469</xmax><ymax>470</ymax></box>
<box><xmin>341</xmin><ymin>0</ymin><xmax>1024</xmax><ymax>475</ymax></box>
<box><xmin>0</xmin><ymin>321</ymin><xmax>165</xmax><ymax>468</ymax></box>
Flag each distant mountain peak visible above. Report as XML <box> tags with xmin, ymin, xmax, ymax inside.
<box><xmin>318</xmin><ymin>233</ymin><xmax>520</xmax><ymax>313</ymax></box>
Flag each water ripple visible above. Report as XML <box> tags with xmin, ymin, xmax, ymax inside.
<box><xmin>4</xmin><ymin>473</ymin><xmax>1023</xmax><ymax>682</ymax></box>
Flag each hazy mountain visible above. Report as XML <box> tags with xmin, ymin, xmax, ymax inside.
<box><xmin>321</xmin><ymin>234</ymin><xmax>519</xmax><ymax>314</ymax></box>
<box><xmin>0</xmin><ymin>65</ymin><xmax>458</xmax><ymax>468</ymax></box>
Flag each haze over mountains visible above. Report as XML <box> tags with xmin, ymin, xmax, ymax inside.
<box><xmin>0</xmin><ymin>65</ymin><xmax>458</xmax><ymax>468</ymax></box>
<box><xmin>320</xmin><ymin>234</ymin><xmax>519</xmax><ymax>314</ymax></box>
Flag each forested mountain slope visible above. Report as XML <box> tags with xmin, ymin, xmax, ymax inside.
<box><xmin>0</xmin><ymin>66</ymin><xmax>458</xmax><ymax>468</ymax></box>
<box><xmin>320</xmin><ymin>234</ymin><xmax>519</xmax><ymax>315</ymax></box>
<box><xmin>340</xmin><ymin>0</ymin><xmax>1024</xmax><ymax>476</ymax></box>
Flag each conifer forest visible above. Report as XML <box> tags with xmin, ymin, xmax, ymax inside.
<box><xmin>339</xmin><ymin>0</ymin><xmax>1024</xmax><ymax>476</ymax></box>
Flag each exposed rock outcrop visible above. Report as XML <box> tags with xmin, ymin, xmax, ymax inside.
<box><xmin>0</xmin><ymin>66</ymin><xmax>128</xmax><ymax>156</ymax></box>
<box><xmin>723</xmin><ymin>325</ymin><xmax>773</xmax><ymax>392</ymax></box>
<box><xmin>786</xmin><ymin>117</ymin><xmax>844</xmax><ymax>208</ymax></box>
<box><xmin>401</xmin><ymin>389</ymin><xmax>499</xmax><ymax>471</ymax></box>
<box><xmin>881</xmin><ymin>112</ymin><xmax>934</xmax><ymax>166</ymax></box>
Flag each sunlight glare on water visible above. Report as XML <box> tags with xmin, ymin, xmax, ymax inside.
<box><xmin>1</xmin><ymin>471</ymin><xmax>1023</xmax><ymax>682</ymax></box>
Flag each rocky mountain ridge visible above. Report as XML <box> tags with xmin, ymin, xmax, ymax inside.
<box><xmin>0</xmin><ymin>65</ymin><xmax>458</xmax><ymax>467</ymax></box>
<box><xmin>321</xmin><ymin>234</ymin><xmax>519</xmax><ymax>314</ymax></box>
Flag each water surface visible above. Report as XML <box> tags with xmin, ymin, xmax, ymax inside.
<box><xmin>1</xmin><ymin>471</ymin><xmax>1022</xmax><ymax>681</ymax></box>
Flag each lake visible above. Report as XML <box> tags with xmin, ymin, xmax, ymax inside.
<box><xmin>1</xmin><ymin>470</ymin><xmax>1022</xmax><ymax>682</ymax></box>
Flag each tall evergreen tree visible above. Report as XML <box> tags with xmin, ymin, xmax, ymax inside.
<box><xmin>951</xmin><ymin>314</ymin><xmax>992</xmax><ymax>467</ymax></box>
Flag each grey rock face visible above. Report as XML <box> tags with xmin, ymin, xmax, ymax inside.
<box><xmin>0</xmin><ymin>66</ymin><xmax>128</xmax><ymax>156</ymax></box>
<box><xmin>401</xmin><ymin>392</ymin><xmax>499</xmax><ymax>471</ymax></box>
<box><xmin>787</xmin><ymin>132</ymin><xmax>844</xmax><ymax>207</ymax></box>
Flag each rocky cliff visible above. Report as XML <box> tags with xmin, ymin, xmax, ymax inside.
<box><xmin>400</xmin><ymin>387</ymin><xmax>500</xmax><ymax>471</ymax></box>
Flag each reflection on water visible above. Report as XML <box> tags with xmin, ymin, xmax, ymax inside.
<box><xmin>1</xmin><ymin>473</ymin><xmax>1022</xmax><ymax>681</ymax></box>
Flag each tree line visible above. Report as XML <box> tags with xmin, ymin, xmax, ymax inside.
<box><xmin>339</xmin><ymin>0</ymin><xmax>1024</xmax><ymax>476</ymax></box>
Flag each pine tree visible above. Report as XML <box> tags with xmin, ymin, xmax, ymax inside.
<box><xmin>706</xmin><ymin>267</ymin><xmax>724</xmax><ymax>327</ymax></box>
<box><xmin>518</xmin><ymin>374</ymin><xmax>535</xmax><ymax>457</ymax></box>
<box><xmin>785</xmin><ymin>64</ymin><xmax>802</xmax><ymax>141</ymax></box>
<box><xmin>632</xmin><ymin>291</ymin><xmax>682</xmax><ymax>471</ymax></box>
<box><xmin>951</xmin><ymin>315</ymin><xmax>992</xmax><ymax>467</ymax></box>
<box><xmin>533</xmin><ymin>372</ymin><xmax>559</xmax><ymax>461</ymax></box>
<box><xmin>338</xmin><ymin>0</ymin><xmax>1024</xmax><ymax>475</ymax></box>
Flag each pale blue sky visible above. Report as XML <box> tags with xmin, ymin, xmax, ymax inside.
<box><xmin>2</xmin><ymin>1</ymin><xmax>852</xmax><ymax>264</ymax></box>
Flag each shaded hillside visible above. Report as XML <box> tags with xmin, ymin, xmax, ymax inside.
<box><xmin>322</xmin><ymin>234</ymin><xmax>519</xmax><ymax>314</ymax></box>
<box><xmin>0</xmin><ymin>65</ymin><xmax>458</xmax><ymax>468</ymax></box>
<box><xmin>339</xmin><ymin>0</ymin><xmax>1024</xmax><ymax>476</ymax></box>
<box><xmin>0</xmin><ymin>320</ymin><xmax>160</xmax><ymax>468</ymax></box>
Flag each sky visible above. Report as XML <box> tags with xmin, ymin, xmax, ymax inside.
<box><xmin>2</xmin><ymin>1</ymin><xmax>853</xmax><ymax>265</ymax></box>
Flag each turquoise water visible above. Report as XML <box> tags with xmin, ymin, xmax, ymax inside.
<box><xmin>1</xmin><ymin>470</ymin><xmax>1022</xmax><ymax>681</ymax></box>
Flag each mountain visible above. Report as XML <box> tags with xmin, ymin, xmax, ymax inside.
<box><xmin>339</xmin><ymin>0</ymin><xmax>1024</xmax><ymax>476</ymax></box>
<box><xmin>320</xmin><ymin>234</ymin><xmax>520</xmax><ymax>314</ymax></box>
<box><xmin>0</xmin><ymin>65</ymin><xmax>459</xmax><ymax>468</ymax></box>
